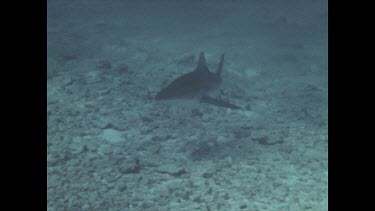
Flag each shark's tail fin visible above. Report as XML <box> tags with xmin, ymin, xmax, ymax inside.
<box><xmin>197</xmin><ymin>52</ymin><xmax>208</xmax><ymax>69</ymax></box>
<box><xmin>216</xmin><ymin>54</ymin><xmax>224</xmax><ymax>77</ymax></box>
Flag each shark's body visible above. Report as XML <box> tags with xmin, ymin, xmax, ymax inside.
<box><xmin>155</xmin><ymin>52</ymin><xmax>223</xmax><ymax>100</ymax></box>
<box><xmin>155</xmin><ymin>52</ymin><xmax>242</xmax><ymax>110</ymax></box>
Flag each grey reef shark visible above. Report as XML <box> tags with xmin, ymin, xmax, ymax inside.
<box><xmin>155</xmin><ymin>52</ymin><xmax>243</xmax><ymax>110</ymax></box>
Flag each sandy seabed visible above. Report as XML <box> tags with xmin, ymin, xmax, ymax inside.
<box><xmin>48</xmin><ymin>0</ymin><xmax>328</xmax><ymax>210</ymax></box>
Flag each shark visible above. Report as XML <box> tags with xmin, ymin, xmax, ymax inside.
<box><xmin>155</xmin><ymin>52</ymin><xmax>242</xmax><ymax>110</ymax></box>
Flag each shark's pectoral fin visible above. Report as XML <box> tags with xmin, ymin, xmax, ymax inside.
<box><xmin>216</xmin><ymin>54</ymin><xmax>224</xmax><ymax>77</ymax></box>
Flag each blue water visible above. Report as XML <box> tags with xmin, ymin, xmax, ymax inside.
<box><xmin>47</xmin><ymin>0</ymin><xmax>328</xmax><ymax>210</ymax></box>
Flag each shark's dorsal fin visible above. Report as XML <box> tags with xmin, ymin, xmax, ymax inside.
<box><xmin>196</xmin><ymin>52</ymin><xmax>208</xmax><ymax>71</ymax></box>
<box><xmin>216</xmin><ymin>54</ymin><xmax>224</xmax><ymax>77</ymax></box>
